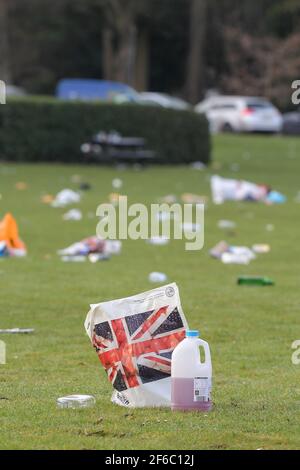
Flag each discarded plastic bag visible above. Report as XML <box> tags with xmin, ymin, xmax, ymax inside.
<box><xmin>51</xmin><ymin>189</ymin><xmax>81</xmax><ymax>208</ymax></box>
<box><xmin>84</xmin><ymin>283</ymin><xmax>188</xmax><ymax>408</ymax></box>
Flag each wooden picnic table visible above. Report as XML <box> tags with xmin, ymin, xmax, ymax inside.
<box><xmin>81</xmin><ymin>132</ymin><xmax>156</xmax><ymax>164</ymax></box>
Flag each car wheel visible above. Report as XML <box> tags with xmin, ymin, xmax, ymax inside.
<box><xmin>222</xmin><ymin>122</ymin><xmax>234</xmax><ymax>133</ymax></box>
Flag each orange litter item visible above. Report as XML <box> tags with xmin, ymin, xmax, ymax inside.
<box><xmin>0</xmin><ymin>213</ymin><xmax>26</xmax><ymax>251</ymax></box>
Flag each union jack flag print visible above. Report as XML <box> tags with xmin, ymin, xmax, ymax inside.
<box><xmin>92</xmin><ymin>305</ymin><xmax>186</xmax><ymax>391</ymax></box>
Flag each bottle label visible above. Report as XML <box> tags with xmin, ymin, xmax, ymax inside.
<box><xmin>194</xmin><ymin>377</ymin><xmax>211</xmax><ymax>402</ymax></box>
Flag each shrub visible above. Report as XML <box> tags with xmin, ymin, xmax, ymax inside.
<box><xmin>0</xmin><ymin>98</ymin><xmax>210</xmax><ymax>164</ymax></box>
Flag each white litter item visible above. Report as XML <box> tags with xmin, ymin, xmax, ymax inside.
<box><xmin>0</xmin><ymin>328</ymin><xmax>35</xmax><ymax>334</ymax></box>
<box><xmin>112</xmin><ymin>178</ymin><xmax>123</xmax><ymax>189</ymax></box>
<box><xmin>84</xmin><ymin>283</ymin><xmax>189</xmax><ymax>408</ymax></box>
<box><xmin>51</xmin><ymin>189</ymin><xmax>81</xmax><ymax>208</ymax></box>
<box><xmin>171</xmin><ymin>330</ymin><xmax>212</xmax><ymax>411</ymax></box>
<box><xmin>147</xmin><ymin>236</ymin><xmax>169</xmax><ymax>246</ymax></box>
<box><xmin>61</xmin><ymin>255</ymin><xmax>86</xmax><ymax>262</ymax></box>
<box><xmin>57</xmin><ymin>395</ymin><xmax>96</xmax><ymax>409</ymax></box>
<box><xmin>221</xmin><ymin>252</ymin><xmax>251</xmax><ymax>265</ymax></box>
<box><xmin>63</xmin><ymin>209</ymin><xmax>82</xmax><ymax>221</ymax></box>
<box><xmin>148</xmin><ymin>272</ymin><xmax>168</xmax><ymax>283</ymax></box>
<box><xmin>229</xmin><ymin>246</ymin><xmax>256</xmax><ymax>260</ymax></box>
<box><xmin>190</xmin><ymin>161</ymin><xmax>206</xmax><ymax>170</ymax></box>
<box><xmin>252</xmin><ymin>244</ymin><xmax>270</xmax><ymax>254</ymax></box>
<box><xmin>89</xmin><ymin>253</ymin><xmax>110</xmax><ymax>263</ymax></box>
<box><xmin>218</xmin><ymin>220</ymin><xmax>236</xmax><ymax>229</ymax></box>
<box><xmin>10</xmin><ymin>248</ymin><xmax>27</xmax><ymax>257</ymax></box>
<box><xmin>266</xmin><ymin>224</ymin><xmax>274</xmax><ymax>232</ymax></box>
<box><xmin>104</xmin><ymin>240</ymin><xmax>122</xmax><ymax>255</ymax></box>
<box><xmin>58</xmin><ymin>242</ymin><xmax>88</xmax><ymax>257</ymax></box>
<box><xmin>211</xmin><ymin>175</ymin><xmax>268</xmax><ymax>204</ymax></box>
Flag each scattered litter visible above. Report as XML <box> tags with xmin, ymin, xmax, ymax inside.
<box><xmin>51</xmin><ymin>189</ymin><xmax>81</xmax><ymax>208</ymax></box>
<box><xmin>181</xmin><ymin>193</ymin><xmax>207</xmax><ymax>205</ymax></box>
<box><xmin>147</xmin><ymin>236</ymin><xmax>169</xmax><ymax>246</ymax></box>
<box><xmin>221</xmin><ymin>252</ymin><xmax>252</xmax><ymax>265</ymax></box>
<box><xmin>57</xmin><ymin>395</ymin><xmax>96</xmax><ymax>409</ymax></box>
<box><xmin>63</xmin><ymin>209</ymin><xmax>82</xmax><ymax>221</ymax></box>
<box><xmin>0</xmin><ymin>328</ymin><xmax>35</xmax><ymax>334</ymax></box>
<box><xmin>190</xmin><ymin>161</ymin><xmax>206</xmax><ymax>170</ymax></box>
<box><xmin>112</xmin><ymin>178</ymin><xmax>123</xmax><ymax>189</ymax></box>
<box><xmin>0</xmin><ymin>213</ymin><xmax>27</xmax><ymax>257</ymax></box>
<box><xmin>79</xmin><ymin>183</ymin><xmax>91</xmax><ymax>191</ymax></box>
<box><xmin>266</xmin><ymin>191</ymin><xmax>286</xmax><ymax>204</ymax></box>
<box><xmin>58</xmin><ymin>237</ymin><xmax>121</xmax><ymax>260</ymax></box>
<box><xmin>85</xmin><ymin>283</ymin><xmax>189</xmax><ymax>407</ymax></box>
<box><xmin>89</xmin><ymin>253</ymin><xmax>111</xmax><ymax>263</ymax></box>
<box><xmin>15</xmin><ymin>182</ymin><xmax>28</xmax><ymax>191</ymax></box>
<box><xmin>252</xmin><ymin>244</ymin><xmax>270</xmax><ymax>254</ymax></box>
<box><xmin>210</xmin><ymin>241</ymin><xmax>256</xmax><ymax>264</ymax></box>
<box><xmin>104</xmin><ymin>240</ymin><xmax>122</xmax><ymax>255</ymax></box>
<box><xmin>237</xmin><ymin>276</ymin><xmax>274</xmax><ymax>286</ymax></box>
<box><xmin>148</xmin><ymin>272</ymin><xmax>168</xmax><ymax>283</ymax></box>
<box><xmin>218</xmin><ymin>220</ymin><xmax>236</xmax><ymax>230</ymax></box>
<box><xmin>209</xmin><ymin>241</ymin><xmax>229</xmax><ymax>259</ymax></box>
<box><xmin>61</xmin><ymin>255</ymin><xmax>86</xmax><ymax>262</ymax></box>
<box><xmin>211</xmin><ymin>175</ymin><xmax>286</xmax><ymax>205</ymax></box>
<box><xmin>41</xmin><ymin>194</ymin><xmax>54</xmax><ymax>204</ymax></box>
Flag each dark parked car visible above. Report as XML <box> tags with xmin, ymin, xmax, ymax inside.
<box><xmin>282</xmin><ymin>111</ymin><xmax>300</xmax><ymax>135</ymax></box>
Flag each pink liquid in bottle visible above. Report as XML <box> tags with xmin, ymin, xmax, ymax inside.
<box><xmin>171</xmin><ymin>377</ymin><xmax>212</xmax><ymax>412</ymax></box>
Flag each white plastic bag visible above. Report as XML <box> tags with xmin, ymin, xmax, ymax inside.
<box><xmin>84</xmin><ymin>283</ymin><xmax>188</xmax><ymax>408</ymax></box>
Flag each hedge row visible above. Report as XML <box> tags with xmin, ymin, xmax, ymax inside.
<box><xmin>0</xmin><ymin>98</ymin><xmax>211</xmax><ymax>164</ymax></box>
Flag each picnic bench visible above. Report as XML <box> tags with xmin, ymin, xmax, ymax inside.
<box><xmin>81</xmin><ymin>131</ymin><xmax>156</xmax><ymax>165</ymax></box>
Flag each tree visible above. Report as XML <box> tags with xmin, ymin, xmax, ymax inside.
<box><xmin>185</xmin><ymin>0</ymin><xmax>207</xmax><ymax>103</ymax></box>
<box><xmin>101</xmin><ymin>0</ymin><xmax>149</xmax><ymax>88</ymax></box>
<box><xmin>0</xmin><ymin>0</ymin><xmax>11</xmax><ymax>83</ymax></box>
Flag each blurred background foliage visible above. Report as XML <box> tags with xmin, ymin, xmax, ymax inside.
<box><xmin>1</xmin><ymin>0</ymin><xmax>300</xmax><ymax>109</ymax></box>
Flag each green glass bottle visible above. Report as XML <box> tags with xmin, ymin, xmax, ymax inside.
<box><xmin>237</xmin><ymin>276</ymin><xmax>274</xmax><ymax>286</ymax></box>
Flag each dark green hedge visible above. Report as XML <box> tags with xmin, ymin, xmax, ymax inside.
<box><xmin>0</xmin><ymin>98</ymin><xmax>210</xmax><ymax>164</ymax></box>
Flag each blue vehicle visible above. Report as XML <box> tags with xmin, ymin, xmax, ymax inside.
<box><xmin>56</xmin><ymin>78</ymin><xmax>142</xmax><ymax>103</ymax></box>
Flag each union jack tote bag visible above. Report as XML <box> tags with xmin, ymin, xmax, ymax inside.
<box><xmin>85</xmin><ymin>283</ymin><xmax>189</xmax><ymax>407</ymax></box>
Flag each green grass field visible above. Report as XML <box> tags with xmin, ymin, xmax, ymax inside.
<box><xmin>0</xmin><ymin>134</ymin><xmax>300</xmax><ymax>450</ymax></box>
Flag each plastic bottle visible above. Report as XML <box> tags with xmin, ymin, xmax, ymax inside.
<box><xmin>237</xmin><ymin>276</ymin><xmax>274</xmax><ymax>286</ymax></box>
<box><xmin>171</xmin><ymin>330</ymin><xmax>212</xmax><ymax>412</ymax></box>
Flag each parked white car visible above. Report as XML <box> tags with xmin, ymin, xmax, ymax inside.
<box><xmin>195</xmin><ymin>96</ymin><xmax>283</xmax><ymax>133</ymax></box>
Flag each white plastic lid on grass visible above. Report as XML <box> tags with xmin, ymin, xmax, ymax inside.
<box><xmin>57</xmin><ymin>394</ymin><xmax>96</xmax><ymax>409</ymax></box>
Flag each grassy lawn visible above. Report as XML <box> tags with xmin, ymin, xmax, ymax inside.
<box><xmin>0</xmin><ymin>134</ymin><xmax>300</xmax><ymax>450</ymax></box>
